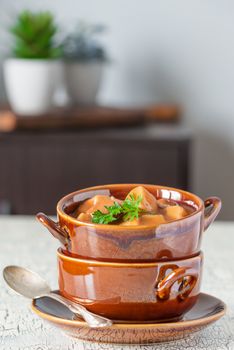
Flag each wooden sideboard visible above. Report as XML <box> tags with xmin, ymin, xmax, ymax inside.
<box><xmin>0</xmin><ymin>124</ymin><xmax>191</xmax><ymax>215</ymax></box>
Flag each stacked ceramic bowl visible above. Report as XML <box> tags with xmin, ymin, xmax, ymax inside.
<box><xmin>37</xmin><ymin>184</ymin><xmax>221</xmax><ymax>322</ymax></box>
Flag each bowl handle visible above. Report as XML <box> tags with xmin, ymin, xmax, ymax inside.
<box><xmin>156</xmin><ymin>265</ymin><xmax>198</xmax><ymax>301</ymax></box>
<box><xmin>36</xmin><ymin>212</ymin><xmax>70</xmax><ymax>248</ymax></box>
<box><xmin>204</xmin><ymin>197</ymin><xmax>222</xmax><ymax>231</ymax></box>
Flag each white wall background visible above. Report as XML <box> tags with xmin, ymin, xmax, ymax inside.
<box><xmin>0</xmin><ymin>0</ymin><xmax>234</xmax><ymax>219</ymax></box>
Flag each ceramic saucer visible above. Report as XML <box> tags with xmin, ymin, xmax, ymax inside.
<box><xmin>31</xmin><ymin>292</ymin><xmax>226</xmax><ymax>344</ymax></box>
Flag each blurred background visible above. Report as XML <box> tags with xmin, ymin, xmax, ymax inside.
<box><xmin>0</xmin><ymin>0</ymin><xmax>233</xmax><ymax>219</ymax></box>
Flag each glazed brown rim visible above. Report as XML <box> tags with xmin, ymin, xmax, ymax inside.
<box><xmin>57</xmin><ymin>184</ymin><xmax>204</xmax><ymax>231</ymax></box>
<box><xmin>57</xmin><ymin>248</ymin><xmax>203</xmax><ymax>267</ymax></box>
<box><xmin>31</xmin><ymin>292</ymin><xmax>226</xmax><ymax>329</ymax></box>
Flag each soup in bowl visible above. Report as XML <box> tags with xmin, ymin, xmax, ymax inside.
<box><xmin>37</xmin><ymin>184</ymin><xmax>221</xmax><ymax>262</ymax></box>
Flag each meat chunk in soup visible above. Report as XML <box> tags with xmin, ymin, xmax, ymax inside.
<box><xmin>157</xmin><ymin>198</ymin><xmax>177</xmax><ymax>209</ymax></box>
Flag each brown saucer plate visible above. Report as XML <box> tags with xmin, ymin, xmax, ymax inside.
<box><xmin>31</xmin><ymin>292</ymin><xmax>226</xmax><ymax>344</ymax></box>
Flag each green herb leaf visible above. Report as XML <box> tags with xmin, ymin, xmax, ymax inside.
<box><xmin>122</xmin><ymin>194</ymin><xmax>143</xmax><ymax>221</ymax></box>
<box><xmin>92</xmin><ymin>202</ymin><xmax>122</xmax><ymax>224</ymax></box>
<box><xmin>91</xmin><ymin>195</ymin><xmax>143</xmax><ymax>224</ymax></box>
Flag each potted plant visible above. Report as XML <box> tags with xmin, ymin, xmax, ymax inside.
<box><xmin>3</xmin><ymin>10</ymin><xmax>61</xmax><ymax>116</ymax></box>
<box><xmin>62</xmin><ymin>22</ymin><xmax>107</xmax><ymax>105</ymax></box>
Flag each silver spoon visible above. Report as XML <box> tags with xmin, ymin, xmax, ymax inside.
<box><xmin>3</xmin><ymin>265</ymin><xmax>112</xmax><ymax>328</ymax></box>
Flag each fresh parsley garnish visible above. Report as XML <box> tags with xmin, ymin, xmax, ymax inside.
<box><xmin>122</xmin><ymin>194</ymin><xmax>143</xmax><ymax>222</ymax></box>
<box><xmin>92</xmin><ymin>195</ymin><xmax>143</xmax><ymax>224</ymax></box>
<box><xmin>92</xmin><ymin>202</ymin><xmax>122</xmax><ymax>224</ymax></box>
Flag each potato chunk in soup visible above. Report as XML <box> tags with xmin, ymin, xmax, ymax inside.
<box><xmin>78</xmin><ymin>195</ymin><xmax>121</xmax><ymax>215</ymax></box>
<box><xmin>164</xmin><ymin>206</ymin><xmax>187</xmax><ymax>220</ymax></box>
<box><xmin>126</xmin><ymin>186</ymin><xmax>158</xmax><ymax>213</ymax></box>
<box><xmin>77</xmin><ymin>213</ymin><xmax>92</xmax><ymax>223</ymax></box>
<box><xmin>140</xmin><ymin>214</ymin><xmax>166</xmax><ymax>226</ymax></box>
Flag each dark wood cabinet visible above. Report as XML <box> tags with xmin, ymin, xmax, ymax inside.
<box><xmin>0</xmin><ymin>125</ymin><xmax>191</xmax><ymax>215</ymax></box>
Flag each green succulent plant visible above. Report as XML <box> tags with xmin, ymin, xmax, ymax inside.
<box><xmin>10</xmin><ymin>10</ymin><xmax>61</xmax><ymax>59</ymax></box>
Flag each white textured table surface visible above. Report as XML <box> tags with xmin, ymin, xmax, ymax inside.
<box><xmin>0</xmin><ymin>217</ymin><xmax>233</xmax><ymax>350</ymax></box>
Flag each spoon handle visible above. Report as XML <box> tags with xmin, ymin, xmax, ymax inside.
<box><xmin>42</xmin><ymin>292</ymin><xmax>112</xmax><ymax>328</ymax></box>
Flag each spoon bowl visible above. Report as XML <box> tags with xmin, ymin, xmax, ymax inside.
<box><xmin>3</xmin><ymin>265</ymin><xmax>50</xmax><ymax>298</ymax></box>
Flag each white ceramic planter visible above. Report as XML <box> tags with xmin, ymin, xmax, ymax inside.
<box><xmin>3</xmin><ymin>58</ymin><xmax>60</xmax><ymax>116</ymax></box>
<box><xmin>64</xmin><ymin>61</ymin><xmax>104</xmax><ymax>105</ymax></box>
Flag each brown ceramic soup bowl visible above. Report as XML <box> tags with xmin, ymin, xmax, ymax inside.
<box><xmin>37</xmin><ymin>184</ymin><xmax>221</xmax><ymax>262</ymax></box>
<box><xmin>57</xmin><ymin>249</ymin><xmax>203</xmax><ymax>322</ymax></box>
